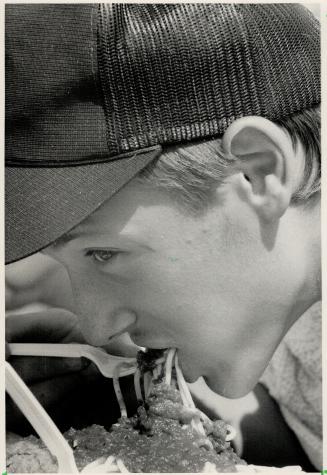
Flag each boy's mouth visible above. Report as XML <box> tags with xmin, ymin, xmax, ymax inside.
<box><xmin>131</xmin><ymin>335</ymin><xmax>169</xmax><ymax>351</ymax></box>
<box><xmin>129</xmin><ymin>332</ymin><xmax>203</xmax><ymax>383</ymax></box>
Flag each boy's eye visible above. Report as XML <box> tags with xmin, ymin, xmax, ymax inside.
<box><xmin>85</xmin><ymin>249</ymin><xmax>117</xmax><ymax>263</ymax></box>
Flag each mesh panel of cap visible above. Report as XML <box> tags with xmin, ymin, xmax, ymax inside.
<box><xmin>97</xmin><ymin>3</ymin><xmax>320</xmax><ymax>155</ymax></box>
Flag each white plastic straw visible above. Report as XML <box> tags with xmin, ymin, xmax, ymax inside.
<box><xmin>5</xmin><ymin>362</ymin><xmax>78</xmax><ymax>473</ymax></box>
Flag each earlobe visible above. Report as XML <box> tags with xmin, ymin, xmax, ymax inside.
<box><xmin>222</xmin><ymin>116</ymin><xmax>294</xmax><ymax>222</ymax></box>
<box><xmin>237</xmin><ymin>173</ymin><xmax>291</xmax><ymax>222</ymax></box>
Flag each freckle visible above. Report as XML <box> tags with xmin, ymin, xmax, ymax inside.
<box><xmin>185</xmin><ymin>239</ymin><xmax>192</xmax><ymax>244</ymax></box>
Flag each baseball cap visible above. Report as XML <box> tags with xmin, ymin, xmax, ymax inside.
<box><xmin>6</xmin><ymin>4</ymin><xmax>320</xmax><ymax>263</ymax></box>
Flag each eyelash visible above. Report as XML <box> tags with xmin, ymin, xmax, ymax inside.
<box><xmin>85</xmin><ymin>249</ymin><xmax>118</xmax><ymax>263</ymax></box>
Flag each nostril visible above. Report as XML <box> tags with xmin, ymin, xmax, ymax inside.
<box><xmin>105</xmin><ymin>333</ymin><xmax>139</xmax><ymax>357</ymax></box>
<box><xmin>79</xmin><ymin>309</ymin><xmax>137</xmax><ymax>346</ymax></box>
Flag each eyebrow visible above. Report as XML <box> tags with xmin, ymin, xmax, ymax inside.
<box><xmin>50</xmin><ymin>227</ymin><xmax>154</xmax><ymax>252</ymax></box>
<box><xmin>51</xmin><ymin>226</ymin><xmax>92</xmax><ymax>249</ymax></box>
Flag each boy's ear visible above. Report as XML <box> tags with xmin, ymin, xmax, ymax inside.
<box><xmin>222</xmin><ymin>116</ymin><xmax>296</xmax><ymax>222</ymax></box>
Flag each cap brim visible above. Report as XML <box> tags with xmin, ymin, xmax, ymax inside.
<box><xmin>6</xmin><ymin>147</ymin><xmax>161</xmax><ymax>264</ymax></box>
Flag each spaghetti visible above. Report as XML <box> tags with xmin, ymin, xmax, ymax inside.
<box><xmin>80</xmin><ymin>348</ymin><xmax>242</xmax><ymax>473</ymax></box>
<box><xmin>6</xmin><ymin>349</ymin><xmax>252</xmax><ymax>473</ymax></box>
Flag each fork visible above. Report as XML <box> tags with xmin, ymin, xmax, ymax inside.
<box><xmin>9</xmin><ymin>343</ymin><xmax>137</xmax><ymax>378</ymax></box>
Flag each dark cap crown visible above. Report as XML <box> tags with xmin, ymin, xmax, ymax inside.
<box><xmin>6</xmin><ymin>3</ymin><xmax>320</xmax><ymax>166</ymax></box>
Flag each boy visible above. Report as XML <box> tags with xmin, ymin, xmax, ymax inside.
<box><xmin>5</xmin><ymin>3</ymin><xmax>321</xmax><ymax>470</ymax></box>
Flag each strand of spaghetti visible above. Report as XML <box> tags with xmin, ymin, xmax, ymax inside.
<box><xmin>83</xmin><ymin>456</ymin><xmax>121</xmax><ymax>473</ymax></box>
<box><xmin>174</xmin><ymin>354</ymin><xmax>197</xmax><ymax>409</ymax></box>
<box><xmin>225</xmin><ymin>424</ymin><xmax>237</xmax><ymax>442</ymax></box>
<box><xmin>134</xmin><ymin>368</ymin><xmax>143</xmax><ymax>402</ymax></box>
<box><xmin>116</xmin><ymin>459</ymin><xmax>130</xmax><ymax>473</ymax></box>
<box><xmin>103</xmin><ymin>456</ymin><xmax>120</xmax><ymax>473</ymax></box>
<box><xmin>100</xmin><ymin>456</ymin><xmax>118</xmax><ymax>473</ymax></box>
<box><xmin>156</xmin><ymin>356</ymin><xmax>166</xmax><ymax>365</ymax></box>
<box><xmin>174</xmin><ymin>356</ymin><xmax>209</xmax><ymax>439</ymax></box>
<box><xmin>178</xmin><ymin>387</ymin><xmax>202</xmax><ymax>434</ymax></box>
<box><xmin>156</xmin><ymin>362</ymin><xmax>164</xmax><ymax>380</ymax></box>
<box><xmin>165</xmin><ymin>348</ymin><xmax>176</xmax><ymax>385</ymax></box>
<box><xmin>173</xmin><ymin>354</ymin><xmax>200</xmax><ymax>433</ymax></box>
<box><xmin>192</xmin><ymin>400</ymin><xmax>236</xmax><ymax>441</ymax></box>
<box><xmin>186</xmin><ymin>392</ymin><xmax>236</xmax><ymax>442</ymax></box>
<box><xmin>173</xmin><ymin>353</ymin><xmax>190</xmax><ymax>408</ymax></box>
<box><xmin>174</xmin><ymin>354</ymin><xmax>207</xmax><ymax>437</ymax></box>
<box><xmin>184</xmin><ymin>390</ymin><xmax>211</xmax><ymax>428</ymax></box>
<box><xmin>175</xmin><ymin>373</ymin><xmax>202</xmax><ymax>435</ymax></box>
<box><xmin>143</xmin><ymin>372</ymin><xmax>148</xmax><ymax>398</ymax></box>
<box><xmin>184</xmin><ymin>374</ymin><xmax>236</xmax><ymax>442</ymax></box>
<box><xmin>113</xmin><ymin>365</ymin><xmax>127</xmax><ymax>418</ymax></box>
<box><xmin>81</xmin><ymin>456</ymin><xmax>107</xmax><ymax>472</ymax></box>
<box><xmin>158</xmin><ymin>362</ymin><xmax>163</xmax><ymax>377</ymax></box>
<box><xmin>198</xmin><ymin>410</ymin><xmax>211</xmax><ymax>423</ymax></box>
<box><xmin>144</xmin><ymin>371</ymin><xmax>153</xmax><ymax>398</ymax></box>
<box><xmin>166</xmin><ymin>354</ymin><xmax>194</xmax><ymax>433</ymax></box>
<box><xmin>176</xmin><ymin>372</ymin><xmax>191</xmax><ymax>408</ymax></box>
<box><xmin>103</xmin><ymin>456</ymin><xmax>114</xmax><ymax>470</ymax></box>
<box><xmin>143</xmin><ymin>371</ymin><xmax>152</xmax><ymax>399</ymax></box>
<box><xmin>147</xmin><ymin>379</ymin><xmax>153</xmax><ymax>398</ymax></box>
<box><xmin>153</xmin><ymin>366</ymin><xmax>159</xmax><ymax>379</ymax></box>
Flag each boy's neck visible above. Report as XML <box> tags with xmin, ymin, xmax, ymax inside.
<box><xmin>291</xmin><ymin>196</ymin><xmax>321</xmax><ymax>321</ymax></box>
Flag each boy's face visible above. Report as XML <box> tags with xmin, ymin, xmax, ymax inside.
<box><xmin>45</xmin><ymin>177</ymin><xmax>303</xmax><ymax>398</ymax></box>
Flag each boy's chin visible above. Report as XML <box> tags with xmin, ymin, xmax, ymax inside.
<box><xmin>203</xmin><ymin>372</ymin><xmax>258</xmax><ymax>399</ymax></box>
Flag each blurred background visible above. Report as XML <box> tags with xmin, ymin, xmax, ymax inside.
<box><xmin>304</xmin><ymin>3</ymin><xmax>320</xmax><ymax>18</ymax></box>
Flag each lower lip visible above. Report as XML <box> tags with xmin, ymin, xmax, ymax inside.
<box><xmin>172</xmin><ymin>352</ymin><xmax>200</xmax><ymax>383</ymax></box>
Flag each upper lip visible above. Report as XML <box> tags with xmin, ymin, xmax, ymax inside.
<box><xmin>130</xmin><ymin>333</ymin><xmax>172</xmax><ymax>350</ymax></box>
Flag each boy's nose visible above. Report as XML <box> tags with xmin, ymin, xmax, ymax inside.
<box><xmin>107</xmin><ymin>309</ymin><xmax>137</xmax><ymax>340</ymax></box>
<box><xmin>79</xmin><ymin>308</ymin><xmax>137</xmax><ymax>346</ymax></box>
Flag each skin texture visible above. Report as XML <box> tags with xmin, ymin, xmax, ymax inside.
<box><xmin>44</xmin><ymin>116</ymin><xmax>321</xmax><ymax>399</ymax></box>
<box><xmin>6</xmin><ymin>253</ymin><xmax>75</xmax><ymax>313</ymax></box>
